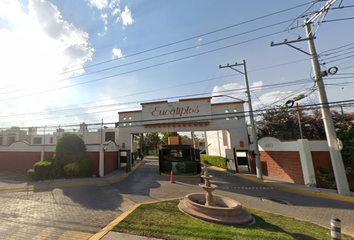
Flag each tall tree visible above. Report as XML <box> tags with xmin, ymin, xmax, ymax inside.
<box><xmin>146</xmin><ymin>132</ymin><xmax>161</xmax><ymax>152</ymax></box>
<box><xmin>257</xmin><ymin>107</ymin><xmax>354</xmax><ymax>140</ymax></box>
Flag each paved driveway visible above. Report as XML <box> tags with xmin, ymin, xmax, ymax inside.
<box><xmin>0</xmin><ymin>157</ymin><xmax>353</xmax><ymax>239</ymax></box>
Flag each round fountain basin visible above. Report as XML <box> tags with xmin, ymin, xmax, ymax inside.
<box><xmin>178</xmin><ymin>193</ymin><xmax>254</xmax><ymax>225</ymax></box>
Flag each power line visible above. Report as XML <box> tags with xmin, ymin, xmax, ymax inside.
<box><xmin>5</xmin><ymin>98</ymin><xmax>354</xmax><ymax>130</ymax></box>
<box><xmin>0</xmin><ymin>30</ymin><xmax>285</xmax><ymax>102</ymax></box>
<box><xmin>0</xmin><ymin>54</ymin><xmax>316</xmax><ymax>120</ymax></box>
<box><xmin>0</xmin><ymin>19</ymin><xmax>294</xmax><ymax>96</ymax></box>
<box><xmin>0</xmin><ymin>2</ymin><xmax>313</xmax><ymax>92</ymax></box>
<box><xmin>319</xmin><ymin>41</ymin><xmax>354</xmax><ymax>55</ymax></box>
<box><xmin>321</xmin><ymin>16</ymin><xmax>354</xmax><ymax>23</ymax></box>
<box><xmin>0</xmin><ymin>78</ymin><xmax>313</xmax><ymax>124</ymax></box>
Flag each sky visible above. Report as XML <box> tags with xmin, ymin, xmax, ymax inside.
<box><xmin>0</xmin><ymin>0</ymin><xmax>353</xmax><ymax>133</ymax></box>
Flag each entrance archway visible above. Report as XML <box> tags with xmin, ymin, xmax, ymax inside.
<box><xmin>117</xmin><ymin>97</ymin><xmax>251</xmax><ymax>173</ymax></box>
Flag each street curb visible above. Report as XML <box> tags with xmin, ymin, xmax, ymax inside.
<box><xmin>160</xmin><ymin>172</ymin><xmax>199</xmax><ymax>178</ymax></box>
<box><xmin>89</xmin><ymin>198</ymin><xmax>183</xmax><ymax>240</ymax></box>
<box><xmin>236</xmin><ymin>173</ymin><xmax>354</xmax><ymax>203</ymax></box>
<box><xmin>0</xmin><ymin>160</ymin><xmax>144</xmax><ymax>193</ymax></box>
<box><xmin>89</xmin><ymin>204</ymin><xmax>142</xmax><ymax>240</ymax></box>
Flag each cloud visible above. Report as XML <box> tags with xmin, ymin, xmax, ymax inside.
<box><xmin>109</xmin><ymin>0</ymin><xmax>120</xmax><ymax>9</ymax></box>
<box><xmin>251</xmin><ymin>91</ymin><xmax>292</xmax><ymax>109</ymax></box>
<box><xmin>27</xmin><ymin>0</ymin><xmax>94</xmax><ymax>73</ymax></box>
<box><xmin>211</xmin><ymin>81</ymin><xmax>264</xmax><ymax>103</ymax></box>
<box><xmin>87</xmin><ymin>0</ymin><xmax>108</xmax><ymax>10</ymax></box>
<box><xmin>86</xmin><ymin>0</ymin><xmax>133</xmax><ymax>31</ymax></box>
<box><xmin>0</xmin><ymin>0</ymin><xmax>94</xmax><ymax>127</ymax></box>
<box><xmin>112</xmin><ymin>48</ymin><xmax>124</xmax><ymax>59</ymax></box>
<box><xmin>111</xmin><ymin>7</ymin><xmax>120</xmax><ymax>16</ymax></box>
<box><xmin>98</xmin><ymin>13</ymin><xmax>108</xmax><ymax>35</ymax></box>
<box><xmin>121</xmin><ymin>5</ymin><xmax>134</xmax><ymax>26</ymax></box>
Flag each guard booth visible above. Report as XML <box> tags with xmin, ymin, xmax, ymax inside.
<box><xmin>159</xmin><ymin>145</ymin><xmax>201</xmax><ymax>174</ymax></box>
<box><xmin>226</xmin><ymin>148</ymin><xmax>251</xmax><ymax>173</ymax></box>
<box><xmin>119</xmin><ymin>150</ymin><xmax>131</xmax><ymax>172</ymax></box>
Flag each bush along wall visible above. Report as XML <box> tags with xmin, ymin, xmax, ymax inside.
<box><xmin>161</xmin><ymin>161</ymin><xmax>172</xmax><ymax>173</ymax></box>
<box><xmin>33</xmin><ymin>161</ymin><xmax>52</xmax><ymax>180</ymax></box>
<box><xmin>200</xmin><ymin>155</ymin><xmax>227</xmax><ymax>169</ymax></box>
<box><xmin>79</xmin><ymin>158</ymin><xmax>94</xmax><ymax>177</ymax></box>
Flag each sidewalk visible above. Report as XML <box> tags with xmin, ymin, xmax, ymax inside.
<box><xmin>237</xmin><ymin>172</ymin><xmax>354</xmax><ymax>202</ymax></box>
<box><xmin>0</xmin><ymin>160</ymin><xmax>142</xmax><ymax>193</ymax></box>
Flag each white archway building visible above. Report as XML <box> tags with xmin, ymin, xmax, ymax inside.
<box><xmin>117</xmin><ymin>97</ymin><xmax>249</xmax><ymax>156</ymax></box>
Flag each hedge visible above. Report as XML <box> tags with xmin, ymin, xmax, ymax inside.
<box><xmin>79</xmin><ymin>158</ymin><xmax>94</xmax><ymax>177</ymax></box>
<box><xmin>27</xmin><ymin>169</ymin><xmax>35</xmax><ymax>181</ymax></box>
<box><xmin>33</xmin><ymin>161</ymin><xmax>52</xmax><ymax>180</ymax></box>
<box><xmin>161</xmin><ymin>161</ymin><xmax>172</xmax><ymax>172</ymax></box>
<box><xmin>176</xmin><ymin>162</ymin><xmax>186</xmax><ymax>173</ymax></box>
<box><xmin>64</xmin><ymin>162</ymin><xmax>80</xmax><ymax>177</ymax></box>
<box><xmin>200</xmin><ymin>155</ymin><xmax>227</xmax><ymax>169</ymax></box>
<box><xmin>175</xmin><ymin>161</ymin><xmax>197</xmax><ymax>173</ymax></box>
<box><xmin>54</xmin><ymin>132</ymin><xmax>86</xmax><ymax>168</ymax></box>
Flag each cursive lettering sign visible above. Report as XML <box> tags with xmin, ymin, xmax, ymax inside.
<box><xmin>149</xmin><ymin>106</ymin><xmax>200</xmax><ymax>117</ymax></box>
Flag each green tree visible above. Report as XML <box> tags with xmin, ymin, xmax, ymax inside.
<box><xmin>133</xmin><ymin>133</ymin><xmax>146</xmax><ymax>149</ymax></box>
<box><xmin>257</xmin><ymin>107</ymin><xmax>354</xmax><ymax>140</ymax></box>
<box><xmin>147</xmin><ymin>132</ymin><xmax>160</xmax><ymax>152</ymax></box>
<box><xmin>257</xmin><ymin>107</ymin><xmax>304</xmax><ymax>140</ymax></box>
<box><xmin>161</xmin><ymin>132</ymin><xmax>178</xmax><ymax>144</ymax></box>
<box><xmin>337</xmin><ymin>127</ymin><xmax>354</xmax><ymax>168</ymax></box>
<box><xmin>54</xmin><ymin>132</ymin><xmax>86</xmax><ymax>168</ymax></box>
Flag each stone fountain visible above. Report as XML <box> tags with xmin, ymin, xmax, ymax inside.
<box><xmin>178</xmin><ymin>164</ymin><xmax>254</xmax><ymax>225</ymax></box>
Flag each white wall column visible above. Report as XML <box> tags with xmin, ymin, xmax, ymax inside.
<box><xmin>297</xmin><ymin>139</ymin><xmax>316</xmax><ymax>187</ymax></box>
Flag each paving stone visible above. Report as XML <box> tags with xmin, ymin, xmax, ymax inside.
<box><xmin>1</xmin><ymin>158</ymin><xmax>354</xmax><ymax>239</ymax></box>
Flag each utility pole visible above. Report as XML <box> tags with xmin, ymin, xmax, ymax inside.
<box><xmin>270</xmin><ymin>0</ymin><xmax>350</xmax><ymax>195</ymax></box>
<box><xmin>219</xmin><ymin>60</ymin><xmax>263</xmax><ymax>179</ymax></box>
<box><xmin>304</xmin><ymin>19</ymin><xmax>349</xmax><ymax>195</ymax></box>
<box><xmin>296</xmin><ymin>103</ymin><xmax>304</xmax><ymax>139</ymax></box>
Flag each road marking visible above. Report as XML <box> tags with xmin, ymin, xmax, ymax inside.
<box><xmin>222</xmin><ymin>186</ymin><xmax>273</xmax><ymax>190</ymax></box>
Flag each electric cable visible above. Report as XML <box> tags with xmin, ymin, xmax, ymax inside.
<box><xmin>0</xmin><ymin>78</ymin><xmax>313</xmax><ymax>123</ymax></box>
<box><xmin>0</xmin><ymin>30</ymin><xmax>285</xmax><ymax>102</ymax></box>
<box><xmin>0</xmin><ymin>1</ymin><xmax>313</xmax><ymax>92</ymax></box>
<box><xmin>0</xmin><ymin>18</ymin><xmax>295</xmax><ymax>96</ymax></box>
<box><xmin>5</xmin><ymin>98</ymin><xmax>354</xmax><ymax>130</ymax></box>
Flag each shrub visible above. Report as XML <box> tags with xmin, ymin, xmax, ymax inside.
<box><xmin>54</xmin><ymin>132</ymin><xmax>86</xmax><ymax>168</ymax></box>
<box><xmin>132</xmin><ymin>150</ymin><xmax>138</xmax><ymax>160</ymax></box>
<box><xmin>184</xmin><ymin>161</ymin><xmax>197</xmax><ymax>173</ymax></box>
<box><xmin>137</xmin><ymin>148</ymin><xmax>142</xmax><ymax>159</ymax></box>
<box><xmin>44</xmin><ymin>155</ymin><xmax>54</xmax><ymax>162</ymax></box>
<box><xmin>64</xmin><ymin>162</ymin><xmax>80</xmax><ymax>177</ymax></box>
<box><xmin>200</xmin><ymin>155</ymin><xmax>227</xmax><ymax>169</ymax></box>
<box><xmin>176</xmin><ymin>162</ymin><xmax>186</xmax><ymax>173</ymax></box>
<box><xmin>27</xmin><ymin>169</ymin><xmax>35</xmax><ymax>181</ymax></box>
<box><xmin>161</xmin><ymin>161</ymin><xmax>172</xmax><ymax>172</ymax></box>
<box><xmin>80</xmin><ymin>158</ymin><xmax>94</xmax><ymax>177</ymax></box>
<box><xmin>33</xmin><ymin>161</ymin><xmax>52</xmax><ymax>180</ymax></box>
<box><xmin>48</xmin><ymin>163</ymin><xmax>62</xmax><ymax>179</ymax></box>
<box><xmin>140</xmin><ymin>153</ymin><xmax>144</xmax><ymax>161</ymax></box>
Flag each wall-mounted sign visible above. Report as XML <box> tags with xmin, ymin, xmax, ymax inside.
<box><xmin>142</xmin><ymin>99</ymin><xmax>211</xmax><ymax>122</ymax></box>
<box><xmin>149</xmin><ymin>106</ymin><xmax>200</xmax><ymax>117</ymax></box>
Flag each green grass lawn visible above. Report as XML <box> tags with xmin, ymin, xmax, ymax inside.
<box><xmin>112</xmin><ymin>199</ymin><xmax>354</xmax><ymax>240</ymax></box>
